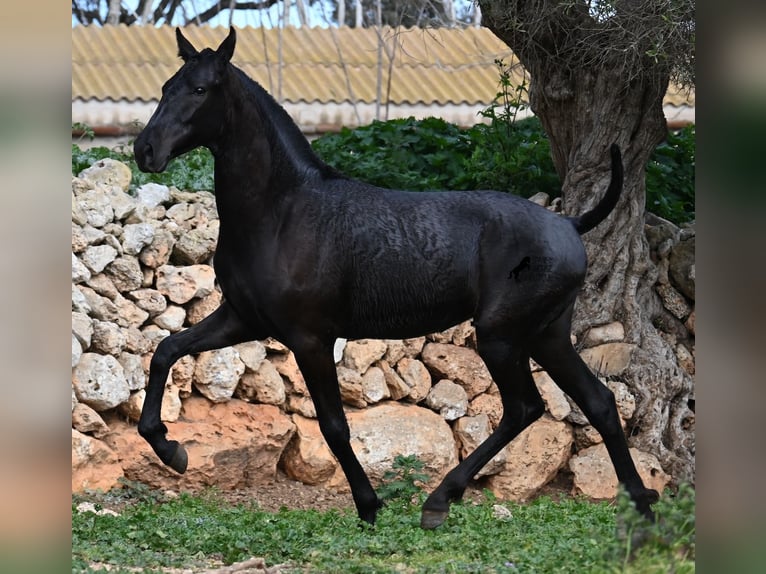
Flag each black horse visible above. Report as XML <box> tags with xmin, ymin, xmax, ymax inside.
<box><xmin>134</xmin><ymin>27</ymin><xmax>658</xmax><ymax>529</ymax></box>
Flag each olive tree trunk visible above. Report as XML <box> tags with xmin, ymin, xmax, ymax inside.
<box><xmin>479</xmin><ymin>1</ymin><xmax>695</xmax><ymax>484</ymax></box>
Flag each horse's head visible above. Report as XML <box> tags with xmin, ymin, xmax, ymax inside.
<box><xmin>134</xmin><ymin>28</ymin><xmax>236</xmax><ymax>173</ymax></box>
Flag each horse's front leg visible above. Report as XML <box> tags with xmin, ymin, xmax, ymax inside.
<box><xmin>138</xmin><ymin>301</ymin><xmax>253</xmax><ymax>472</ymax></box>
<box><xmin>291</xmin><ymin>337</ymin><xmax>383</xmax><ymax>525</ymax></box>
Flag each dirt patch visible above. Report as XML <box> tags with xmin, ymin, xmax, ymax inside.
<box><xmin>212</xmin><ymin>469</ymin><xmax>574</xmax><ymax>514</ymax></box>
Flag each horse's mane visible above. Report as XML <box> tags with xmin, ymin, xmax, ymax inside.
<box><xmin>231</xmin><ymin>67</ymin><xmax>344</xmax><ymax>182</ymax></box>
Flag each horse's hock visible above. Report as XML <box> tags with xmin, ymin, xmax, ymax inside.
<box><xmin>71</xmin><ymin>158</ymin><xmax>693</xmax><ymax>502</ymax></box>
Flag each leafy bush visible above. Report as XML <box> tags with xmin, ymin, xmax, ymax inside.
<box><xmin>72</xmin><ymin>143</ymin><xmax>214</xmax><ymax>193</ymax></box>
<box><xmin>312</xmin><ymin>116</ymin><xmax>474</xmax><ymax>191</ymax></box>
<box><xmin>377</xmin><ymin>454</ymin><xmax>430</xmax><ymax>504</ymax></box>
<box><xmin>71</xmin><ymin>115</ymin><xmax>694</xmax><ymax>224</ymax></box>
<box><xmin>646</xmin><ymin>124</ymin><xmax>695</xmax><ymax>223</ymax></box>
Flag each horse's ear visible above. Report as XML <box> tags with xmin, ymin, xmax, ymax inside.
<box><xmin>216</xmin><ymin>27</ymin><xmax>236</xmax><ymax>62</ymax></box>
<box><xmin>176</xmin><ymin>27</ymin><xmax>198</xmax><ymax>62</ymax></box>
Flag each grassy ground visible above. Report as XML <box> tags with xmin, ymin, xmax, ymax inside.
<box><xmin>72</xmin><ymin>481</ymin><xmax>694</xmax><ymax>573</ymax></box>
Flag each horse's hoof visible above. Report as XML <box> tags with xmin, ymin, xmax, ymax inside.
<box><xmin>168</xmin><ymin>442</ymin><xmax>188</xmax><ymax>474</ymax></box>
<box><xmin>420</xmin><ymin>509</ymin><xmax>449</xmax><ymax>530</ymax></box>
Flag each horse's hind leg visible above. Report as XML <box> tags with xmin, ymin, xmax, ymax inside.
<box><xmin>421</xmin><ymin>330</ymin><xmax>545</xmax><ymax>529</ymax></box>
<box><xmin>530</xmin><ymin>305</ymin><xmax>659</xmax><ymax>520</ymax></box>
<box><xmin>138</xmin><ymin>301</ymin><xmax>253</xmax><ymax>472</ymax></box>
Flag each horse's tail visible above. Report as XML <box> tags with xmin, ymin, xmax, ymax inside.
<box><xmin>568</xmin><ymin>144</ymin><xmax>624</xmax><ymax>235</ymax></box>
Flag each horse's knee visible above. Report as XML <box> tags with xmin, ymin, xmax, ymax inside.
<box><xmin>317</xmin><ymin>416</ymin><xmax>351</xmax><ymax>449</ymax></box>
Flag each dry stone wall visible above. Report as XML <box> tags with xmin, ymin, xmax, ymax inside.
<box><xmin>72</xmin><ymin>159</ymin><xmax>694</xmax><ymax>503</ymax></box>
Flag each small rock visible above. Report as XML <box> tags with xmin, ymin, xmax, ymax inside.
<box><xmin>72</xmin><ymin>353</ymin><xmax>129</xmax><ymax>411</ymax></box>
<box><xmin>342</xmin><ymin>339</ymin><xmax>388</xmax><ymax>374</ymax></box>
<box><xmin>156</xmin><ymin>264</ymin><xmax>216</xmax><ymax>304</ymax></box>
<box><xmin>395</xmin><ymin>357</ymin><xmax>432</xmax><ymax>403</ymax></box>
<box><xmin>72</xmin><ymin>253</ymin><xmax>90</xmax><ymax>283</ymax></box>
<box><xmin>122</xmin><ymin>222</ymin><xmax>156</xmax><ymax>255</ymax></box>
<box><xmin>135</xmin><ymin>182</ymin><xmax>171</xmax><ymax>208</ymax></box>
<box><xmin>361</xmin><ymin>366</ymin><xmax>390</xmax><ymax>404</ymax></box>
<box><xmin>424</xmin><ymin>379</ymin><xmax>468</xmax><ymax>420</ymax></box>
<box><xmin>153</xmin><ymin>305</ymin><xmax>186</xmax><ymax>332</ymax></box>
<box><xmin>193</xmin><ymin>347</ymin><xmax>246</xmax><ymax>402</ymax></box>
<box><xmin>80</xmin><ymin>244</ymin><xmax>118</xmax><ymax>274</ymax></box>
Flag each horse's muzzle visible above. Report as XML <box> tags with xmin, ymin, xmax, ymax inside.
<box><xmin>134</xmin><ymin>137</ymin><xmax>167</xmax><ymax>173</ymax></box>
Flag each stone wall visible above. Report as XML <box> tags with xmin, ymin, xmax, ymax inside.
<box><xmin>72</xmin><ymin>158</ymin><xmax>694</xmax><ymax>503</ymax></box>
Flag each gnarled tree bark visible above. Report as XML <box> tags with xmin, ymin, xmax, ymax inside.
<box><xmin>479</xmin><ymin>0</ymin><xmax>695</xmax><ymax>484</ymax></box>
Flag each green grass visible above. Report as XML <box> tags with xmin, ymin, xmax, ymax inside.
<box><xmin>72</xmin><ymin>483</ymin><xmax>694</xmax><ymax>573</ymax></box>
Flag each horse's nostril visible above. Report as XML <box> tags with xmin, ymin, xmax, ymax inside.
<box><xmin>144</xmin><ymin>142</ymin><xmax>154</xmax><ymax>159</ymax></box>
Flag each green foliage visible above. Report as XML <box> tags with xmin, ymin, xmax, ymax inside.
<box><xmin>377</xmin><ymin>455</ymin><xmax>430</xmax><ymax>504</ymax></box>
<box><xmin>646</xmin><ymin>125</ymin><xmax>695</xmax><ymax>223</ymax></box>
<box><xmin>312</xmin><ymin>116</ymin><xmax>475</xmax><ymax>191</ymax></box>
<box><xmin>72</xmin><ymin>482</ymin><xmax>694</xmax><ymax>573</ymax></box>
<box><xmin>71</xmin><ymin>143</ymin><xmax>215</xmax><ymax>193</ymax></box>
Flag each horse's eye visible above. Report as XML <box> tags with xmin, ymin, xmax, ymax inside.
<box><xmin>193</xmin><ymin>87</ymin><xmax>206</xmax><ymax>96</ymax></box>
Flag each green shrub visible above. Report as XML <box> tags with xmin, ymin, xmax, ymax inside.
<box><xmin>312</xmin><ymin>116</ymin><xmax>474</xmax><ymax>191</ymax></box>
<box><xmin>72</xmin><ymin>115</ymin><xmax>694</xmax><ymax>225</ymax></box>
<box><xmin>646</xmin><ymin>124</ymin><xmax>695</xmax><ymax>224</ymax></box>
<box><xmin>72</xmin><ymin>143</ymin><xmax>214</xmax><ymax>193</ymax></box>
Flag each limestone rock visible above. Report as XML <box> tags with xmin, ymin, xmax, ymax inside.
<box><xmin>90</xmin><ymin>320</ymin><xmax>127</xmax><ymax>355</ymax></box>
<box><xmin>72</xmin><ymin>311</ymin><xmax>93</xmax><ymax>350</ymax></box>
<box><xmin>105</xmin><ymin>256</ymin><xmax>143</xmax><ymax>292</ymax></box>
<box><xmin>582</xmin><ymin>322</ymin><xmax>625</xmax><ymax>346</ymax></box>
<box><xmin>573</xmin><ymin>424</ymin><xmax>603</xmax><ymax>450</ymax></box>
<box><xmin>72</xmin><ymin>334</ymin><xmax>82</xmax><ymax>368</ymax></box>
<box><xmin>186</xmin><ymin>287</ymin><xmax>222</xmax><ymax>324</ymax></box>
<box><xmin>453</xmin><ymin>414</ymin><xmax>506</xmax><ymax>477</ymax></box>
<box><xmin>193</xmin><ymin>347</ymin><xmax>246</xmax><ymax>402</ymax></box>
<box><xmin>114</xmin><ymin>295</ymin><xmax>150</xmax><ymax>328</ymax></box>
<box><xmin>139</xmin><ymin>228</ymin><xmax>175</xmax><ymax>269</ymax></box>
<box><xmin>378</xmin><ymin>360</ymin><xmax>410</xmax><ymax>400</ymax></box>
<box><xmin>86</xmin><ymin>273</ymin><xmax>119</xmax><ymax>300</ymax></box>
<box><xmin>395</xmin><ymin>357</ymin><xmax>432</xmax><ymax>403</ymax></box>
<box><xmin>72</xmin><ymin>252</ymin><xmax>90</xmax><ymax>283</ymax></box>
<box><xmin>81</xmin><ymin>244</ymin><xmax>118</xmax><ymax>274</ymax></box>
<box><xmin>467</xmin><ymin>392</ymin><xmax>503</xmax><ymax>429</ymax></box>
<box><xmin>421</xmin><ymin>343</ymin><xmax>492</xmax><ymax>399</ymax></box>
<box><xmin>337</xmin><ymin>366</ymin><xmax>367</xmax><ymax>408</ymax></box>
<box><xmin>361</xmin><ymin>366</ymin><xmax>389</xmax><ymax>404</ymax></box>
<box><xmin>579</xmin><ymin>343</ymin><xmax>635</xmax><ymax>376</ymax></box>
<box><xmin>281</xmin><ymin>415</ymin><xmax>337</xmax><ymax>485</ymax></box>
<box><xmin>105</xmin><ymin>397</ymin><xmax>296</xmax><ymax>491</ymax></box>
<box><xmin>78</xmin><ymin>158</ymin><xmax>132</xmax><ymax>192</ymax></box>
<box><xmin>122</xmin><ymin>222</ymin><xmax>155</xmax><ymax>255</ymax></box>
<box><xmin>234</xmin><ymin>341</ymin><xmax>267</xmax><ymax>372</ymax></box>
<box><xmin>235</xmin><ymin>360</ymin><xmax>286</xmax><ymax>406</ymax></box>
<box><xmin>171</xmin><ymin>355</ymin><xmax>196</xmax><ymax>397</ymax></box>
<box><xmin>135</xmin><ymin>182</ymin><xmax>171</xmax><ymax>208</ymax></box>
<box><xmin>486</xmin><ymin>415</ymin><xmax>574</xmax><ymax>501</ymax></box>
<box><xmin>127</xmin><ymin>288</ymin><xmax>167</xmax><ymax>317</ymax></box>
<box><xmin>569</xmin><ymin>443</ymin><xmax>670</xmax><ymax>500</ymax></box>
<box><xmin>72</xmin><ymin>403</ymin><xmax>110</xmax><ymax>438</ymax></box>
<box><xmin>270</xmin><ymin>352</ymin><xmax>307</xmax><ymax>395</ymax></box>
<box><xmin>118</xmin><ymin>352</ymin><xmax>145</xmax><ymax>391</ymax></box>
<box><xmin>342</xmin><ymin>339</ymin><xmax>387</xmax><ymax>374</ymax></box>
<box><xmin>72</xmin><ymin>353</ymin><xmax>129</xmax><ymax>411</ymax></box>
<box><xmin>425</xmin><ymin>379</ymin><xmax>468</xmax><ymax>420</ymax></box>
<box><xmin>74</xmin><ymin>190</ymin><xmax>114</xmax><ymax>228</ymax></box>
<box><xmin>153</xmin><ymin>305</ymin><xmax>186</xmax><ymax>332</ymax></box>
<box><xmin>72</xmin><ymin>429</ymin><xmax>124</xmax><ymax>493</ymax></box>
<box><xmin>156</xmin><ymin>264</ymin><xmax>215</xmax><ymax>304</ymax></box>
<box><xmin>119</xmin><ymin>385</ymin><xmax>182</xmax><ymax>423</ymax></box>
<box><xmin>171</xmin><ymin>225</ymin><xmax>218</xmax><ymax>265</ymax></box>
<box><xmin>532</xmin><ymin>371</ymin><xmax>571</xmax><ymax>421</ymax></box>
<box><xmin>287</xmin><ymin>394</ymin><xmax>316</xmax><ymax>418</ymax></box>
<box><xmin>327</xmin><ymin>402</ymin><xmax>459</xmax><ymax>490</ymax></box>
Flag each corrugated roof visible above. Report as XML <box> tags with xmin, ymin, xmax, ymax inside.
<box><xmin>72</xmin><ymin>24</ymin><xmax>694</xmax><ymax>107</ymax></box>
